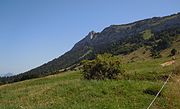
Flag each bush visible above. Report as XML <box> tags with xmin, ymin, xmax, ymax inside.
<box><xmin>171</xmin><ymin>48</ymin><xmax>177</xmax><ymax>56</ymax></box>
<box><xmin>82</xmin><ymin>53</ymin><xmax>124</xmax><ymax>80</ymax></box>
<box><xmin>150</xmin><ymin>50</ymin><xmax>162</xmax><ymax>58</ymax></box>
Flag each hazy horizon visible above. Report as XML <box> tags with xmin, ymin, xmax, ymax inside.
<box><xmin>0</xmin><ymin>0</ymin><xmax>180</xmax><ymax>75</ymax></box>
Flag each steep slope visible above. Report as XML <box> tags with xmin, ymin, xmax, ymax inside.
<box><xmin>0</xmin><ymin>12</ymin><xmax>180</xmax><ymax>84</ymax></box>
<box><xmin>27</xmin><ymin>12</ymin><xmax>180</xmax><ymax>74</ymax></box>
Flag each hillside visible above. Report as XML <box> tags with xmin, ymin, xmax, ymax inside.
<box><xmin>0</xmin><ymin>12</ymin><xmax>180</xmax><ymax>84</ymax></box>
<box><xmin>0</xmin><ymin>40</ymin><xmax>180</xmax><ymax>108</ymax></box>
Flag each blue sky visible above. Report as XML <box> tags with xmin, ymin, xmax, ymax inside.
<box><xmin>0</xmin><ymin>0</ymin><xmax>180</xmax><ymax>75</ymax></box>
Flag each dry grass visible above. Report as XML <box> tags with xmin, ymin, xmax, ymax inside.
<box><xmin>165</xmin><ymin>75</ymin><xmax>180</xmax><ymax>109</ymax></box>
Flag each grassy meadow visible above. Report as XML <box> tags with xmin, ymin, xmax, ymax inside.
<box><xmin>0</xmin><ymin>41</ymin><xmax>180</xmax><ymax>109</ymax></box>
<box><xmin>0</xmin><ymin>71</ymin><xmax>164</xmax><ymax>109</ymax></box>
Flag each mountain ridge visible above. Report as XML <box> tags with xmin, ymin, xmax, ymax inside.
<box><xmin>0</xmin><ymin>12</ymin><xmax>180</xmax><ymax>84</ymax></box>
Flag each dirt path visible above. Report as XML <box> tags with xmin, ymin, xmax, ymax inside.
<box><xmin>160</xmin><ymin>60</ymin><xmax>175</xmax><ymax>67</ymax></box>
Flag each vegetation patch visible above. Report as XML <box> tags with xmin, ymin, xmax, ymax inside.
<box><xmin>141</xmin><ymin>29</ymin><xmax>153</xmax><ymax>40</ymax></box>
<box><xmin>82</xmin><ymin>53</ymin><xmax>124</xmax><ymax>80</ymax></box>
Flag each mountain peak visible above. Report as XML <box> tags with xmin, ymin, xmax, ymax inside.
<box><xmin>3</xmin><ymin>12</ymin><xmax>179</xmax><ymax>83</ymax></box>
<box><xmin>88</xmin><ymin>31</ymin><xmax>96</xmax><ymax>39</ymax></box>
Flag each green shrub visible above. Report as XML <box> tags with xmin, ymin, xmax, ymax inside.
<box><xmin>171</xmin><ymin>48</ymin><xmax>177</xmax><ymax>56</ymax></box>
<box><xmin>150</xmin><ymin>50</ymin><xmax>162</xmax><ymax>58</ymax></box>
<box><xmin>82</xmin><ymin>53</ymin><xmax>124</xmax><ymax>80</ymax></box>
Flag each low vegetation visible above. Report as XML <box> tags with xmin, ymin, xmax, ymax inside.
<box><xmin>0</xmin><ymin>71</ymin><xmax>162</xmax><ymax>109</ymax></box>
<box><xmin>171</xmin><ymin>48</ymin><xmax>177</xmax><ymax>56</ymax></box>
<box><xmin>0</xmin><ymin>46</ymin><xmax>179</xmax><ymax>108</ymax></box>
<box><xmin>82</xmin><ymin>53</ymin><xmax>124</xmax><ymax>80</ymax></box>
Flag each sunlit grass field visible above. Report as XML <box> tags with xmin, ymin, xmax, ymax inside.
<box><xmin>0</xmin><ymin>71</ymin><xmax>164</xmax><ymax>109</ymax></box>
<box><xmin>0</xmin><ymin>41</ymin><xmax>180</xmax><ymax>109</ymax></box>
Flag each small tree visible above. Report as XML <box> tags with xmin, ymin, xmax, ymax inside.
<box><xmin>171</xmin><ymin>48</ymin><xmax>177</xmax><ymax>56</ymax></box>
<box><xmin>82</xmin><ymin>53</ymin><xmax>124</xmax><ymax>80</ymax></box>
<box><xmin>150</xmin><ymin>49</ymin><xmax>162</xmax><ymax>58</ymax></box>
